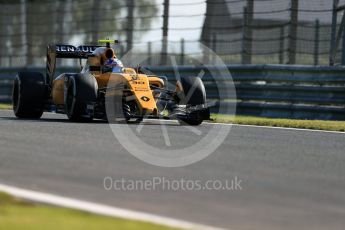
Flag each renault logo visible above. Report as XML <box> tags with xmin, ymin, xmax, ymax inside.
<box><xmin>141</xmin><ymin>96</ymin><xmax>150</xmax><ymax>102</ymax></box>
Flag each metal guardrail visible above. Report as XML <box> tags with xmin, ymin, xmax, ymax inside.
<box><xmin>1</xmin><ymin>65</ymin><xmax>345</xmax><ymax>120</ymax></box>
<box><xmin>149</xmin><ymin>65</ymin><xmax>345</xmax><ymax>120</ymax></box>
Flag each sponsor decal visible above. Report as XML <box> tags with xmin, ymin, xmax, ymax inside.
<box><xmin>55</xmin><ymin>45</ymin><xmax>100</xmax><ymax>53</ymax></box>
<box><xmin>76</xmin><ymin>46</ymin><xmax>99</xmax><ymax>53</ymax></box>
<box><xmin>132</xmin><ymin>81</ymin><xmax>145</xmax><ymax>85</ymax></box>
<box><xmin>134</xmin><ymin>88</ymin><xmax>149</xmax><ymax>91</ymax></box>
<box><xmin>140</xmin><ymin>96</ymin><xmax>150</xmax><ymax>102</ymax></box>
<box><xmin>56</xmin><ymin>45</ymin><xmax>76</xmax><ymax>52</ymax></box>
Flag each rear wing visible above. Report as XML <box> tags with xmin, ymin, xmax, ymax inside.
<box><xmin>53</xmin><ymin>44</ymin><xmax>102</xmax><ymax>58</ymax></box>
<box><xmin>46</xmin><ymin>44</ymin><xmax>103</xmax><ymax>84</ymax></box>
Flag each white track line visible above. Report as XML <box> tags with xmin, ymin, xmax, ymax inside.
<box><xmin>123</xmin><ymin>119</ymin><xmax>345</xmax><ymax>135</ymax></box>
<box><xmin>205</xmin><ymin>122</ymin><xmax>345</xmax><ymax>135</ymax></box>
<box><xmin>0</xmin><ymin>183</ymin><xmax>227</xmax><ymax>230</ymax></box>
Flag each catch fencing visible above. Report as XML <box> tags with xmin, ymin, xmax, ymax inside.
<box><xmin>1</xmin><ymin>65</ymin><xmax>345</xmax><ymax>120</ymax></box>
<box><xmin>2</xmin><ymin>0</ymin><xmax>345</xmax><ymax>67</ymax></box>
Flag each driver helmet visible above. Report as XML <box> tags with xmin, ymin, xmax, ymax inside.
<box><xmin>104</xmin><ymin>57</ymin><xmax>123</xmax><ymax>67</ymax></box>
<box><xmin>104</xmin><ymin>48</ymin><xmax>123</xmax><ymax>67</ymax></box>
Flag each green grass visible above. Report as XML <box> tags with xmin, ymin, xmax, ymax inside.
<box><xmin>211</xmin><ymin>114</ymin><xmax>345</xmax><ymax>132</ymax></box>
<box><xmin>0</xmin><ymin>192</ymin><xmax>178</xmax><ymax>230</ymax></box>
<box><xmin>0</xmin><ymin>103</ymin><xmax>11</xmax><ymax>110</ymax></box>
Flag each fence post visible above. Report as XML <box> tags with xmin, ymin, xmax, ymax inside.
<box><xmin>342</xmin><ymin>17</ymin><xmax>345</xmax><ymax>65</ymax></box>
<box><xmin>160</xmin><ymin>0</ymin><xmax>170</xmax><ymax>65</ymax></box>
<box><xmin>180</xmin><ymin>38</ymin><xmax>185</xmax><ymax>65</ymax></box>
<box><xmin>126</xmin><ymin>0</ymin><xmax>134</xmax><ymax>53</ymax></box>
<box><xmin>26</xmin><ymin>0</ymin><xmax>34</xmax><ymax>66</ymax></box>
<box><xmin>241</xmin><ymin>7</ymin><xmax>248</xmax><ymax>64</ymax></box>
<box><xmin>314</xmin><ymin>19</ymin><xmax>320</xmax><ymax>66</ymax></box>
<box><xmin>241</xmin><ymin>1</ymin><xmax>253</xmax><ymax>64</ymax></box>
<box><xmin>279</xmin><ymin>26</ymin><xmax>285</xmax><ymax>64</ymax></box>
<box><xmin>119</xmin><ymin>45</ymin><xmax>125</xmax><ymax>58</ymax></box>
<box><xmin>288</xmin><ymin>0</ymin><xmax>299</xmax><ymax>65</ymax></box>
<box><xmin>246</xmin><ymin>0</ymin><xmax>253</xmax><ymax>64</ymax></box>
<box><xmin>329</xmin><ymin>0</ymin><xmax>339</xmax><ymax>66</ymax></box>
<box><xmin>20</xmin><ymin>0</ymin><xmax>27</xmax><ymax>67</ymax></box>
<box><xmin>147</xmin><ymin>41</ymin><xmax>152</xmax><ymax>65</ymax></box>
<box><xmin>91</xmin><ymin>0</ymin><xmax>100</xmax><ymax>42</ymax></box>
<box><xmin>211</xmin><ymin>33</ymin><xmax>217</xmax><ymax>63</ymax></box>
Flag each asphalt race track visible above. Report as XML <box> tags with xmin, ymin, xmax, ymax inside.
<box><xmin>0</xmin><ymin>110</ymin><xmax>345</xmax><ymax>230</ymax></box>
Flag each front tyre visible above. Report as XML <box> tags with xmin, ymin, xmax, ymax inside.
<box><xmin>177</xmin><ymin>76</ymin><xmax>208</xmax><ymax>126</ymax></box>
<box><xmin>12</xmin><ymin>72</ymin><xmax>45</xmax><ymax>119</ymax></box>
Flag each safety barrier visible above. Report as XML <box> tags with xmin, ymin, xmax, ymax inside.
<box><xmin>1</xmin><ymin>65</ymin><xmax>345</xmax><ymax>120</ymax></box>
<box><xmin>147</xmin><ymin>65</ymin><xmax>345</xmax><ymax>120</ymax></box>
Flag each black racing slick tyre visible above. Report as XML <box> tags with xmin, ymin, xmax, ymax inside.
<box><xmin>12</xmin><ymin>72</ymin><xmax>45</xmax><ymax>119</ymax></box>
<box><xmin>180</xmin><ymin>76</ymin><xmax>207</xmax><ymax>106</ymax></box>
<box><xmin>65</xmin><ymin>74</ymin><xmax>97</xmax><ymax>122</ymax></box>
<box><xmin>178</xmin><ymin>76</ymin><xmax>207</xmax><ymax>126</ymax></box>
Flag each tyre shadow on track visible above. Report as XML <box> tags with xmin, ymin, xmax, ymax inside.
<box><xmin>0</xmin><ymin>116</ymin><xmax>182</xmax><ymax>126</ymax></box>
<box><xmin>0</xmin><ymin>116</ymin><xmax>106</xmax><ymax>124</ymax></box>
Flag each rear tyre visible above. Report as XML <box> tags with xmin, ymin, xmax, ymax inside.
<box><xmin>65</xmin><ymin>74</ymin><xmax>97</xmax><ymax>122</ymax></box>
<box><xmin>12</xmin><ymin>72</ymin><xmax>45</xmax><ymax>119</ymax></box>
<box><xmin>177</xmin><ymin>76</ymin><xmax>207</xmax><ymax>126</ymax></box>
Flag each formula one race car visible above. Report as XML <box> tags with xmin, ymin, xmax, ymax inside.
<box><xmin>12</xmin><ymin>40</ymin><xmax>210</xmax><ymax>125</ymax></box>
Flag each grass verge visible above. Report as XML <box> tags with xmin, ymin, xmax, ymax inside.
<box><xmin>211</xmin><ymin>114</ymin><xmax>345</xmax><ymax>132</ymax></box>
<box><xmin>0</xmin><ymin>192</ymin><xmax>178</xmax><ymax>230</ymax></box>
<box><xmin>0</xmin><ymin>103</ymin><xmax>11</xmax><ymax>110</ymax></box>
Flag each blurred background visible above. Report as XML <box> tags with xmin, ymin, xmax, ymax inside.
<box><xmin>1</xmin><ymin>0</ymin><xmax>345</xmax><ymax>66</ymax></box>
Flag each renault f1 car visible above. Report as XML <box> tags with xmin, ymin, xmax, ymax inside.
<box><xmin>12</xmin><ymin>40</ymin><xmax>210</xmax><ymax>125</ymax></box>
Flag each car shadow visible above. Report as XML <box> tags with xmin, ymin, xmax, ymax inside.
<box><xmin>0</xmin><ymin>116</ymin><xmax>106</xmax><ymax>124</ymax></box>
<box><xmin>1</xmin><ymin>116</ymin><xmax>182</xmax><ymax>126</ymax></box>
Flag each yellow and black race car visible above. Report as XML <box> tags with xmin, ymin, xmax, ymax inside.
<box><xmin>12</xmin><ymin>40</ymin><xmax>210</xmax><ymax>125</ymax></box>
